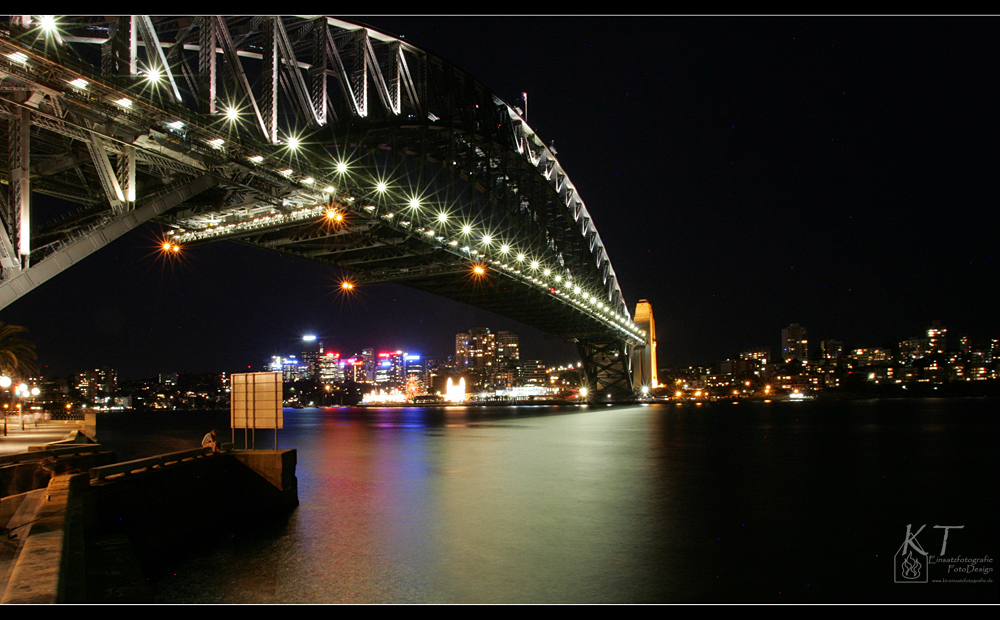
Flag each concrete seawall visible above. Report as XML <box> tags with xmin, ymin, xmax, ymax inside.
<box><xmin>0</xmin><ymin>449</ymin><xmax>297</xmax><ymax>603</ymax></box>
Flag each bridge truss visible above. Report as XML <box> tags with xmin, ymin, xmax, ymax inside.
<box><xmin>0</xmin><ymin>16</ymin><xmax>645</xmax><ymax>397</ymax></box>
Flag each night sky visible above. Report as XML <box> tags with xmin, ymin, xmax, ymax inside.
<box><xmin>2</xmin><ymin>16</ymin><xmax>998</xmax><ymax>380</ymax></box>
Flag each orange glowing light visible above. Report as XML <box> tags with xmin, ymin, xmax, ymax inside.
<box><xmin>472</xmin><ymin>265</ymin><xmax>486</xmax><ymax>276</ymax></box>
<box><xmin>326</xmin><ymin>209</ymin><xmax>344</xmax><ymax>223</ymax></box>
<box><xmin>340</xmin><ymin>280</ymin><xmax>355</xmax><ymax>291</ymax></box>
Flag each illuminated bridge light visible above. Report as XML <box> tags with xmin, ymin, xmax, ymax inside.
<box><xmin>166</xmin><ymin>120</ymin><xmax>185</xmax><ymax>131</ymax></box>
<box><xmin>499</xmin><ymin>244</ymin><xmax>510</xmax><ymax>254</ymax></box>
<box><xmin>225</xmin><ymin>106</ymin><xmax>239</xmax><ymax>121</ymax></box>
<box><xmin>6</xmin><ymin>52</ymin><xmax>28</xmax><ymax>64</ymax></box>
<box><xmin>323</xmin><ymin>186</ymin><xmax>335</xmax><ymax>193</ymax></box>
<box><xmin>280</xmin><ymin>168</ymin><xmax>293</xmax><ymax>176</ymax></box>
<box><xmin>38</xmin><ymin>16</ymin><xmax>58</xmax><ymax>33</ymax></box>
<box><xmin>286</xmin><ymin>136</ymin><xmax>300</xmax><ymax>150</ymax></box>
<box><xmin>516</xmin><ymin>253</ymin><xmax>525</xmax><ymax>262</ymax></box>
<box><xmin>409</xmin><ymin>198</ymin><xmax>420</xmax><ymax>210</ymax></box>
<box><xmin>302</xmin><ymin>177</ymin><xmax>314</xmax><ymax>185</ymax></box>
<box><xmin>530</xmin><ymin>261</ymin><xmax>539</xmax><ymax>270</ymax></box>
<box><xmin>336</xmin><ymin>161</ymin><xmax>348</xmax><ymax>174</ymax></box>
<box><xmin>461</xmin><ymin>224</ymin><xmax>472</xmax><ymax>235</ymax></box>
<box><xmin>146</xmin><ymin>66</ymin><xmax>162</xmax><ymax>83</ymax></box>
<box><xmin>482</xmin><ymin>234</ymin><xmax>492</xmax><ymax>245</ymax></box>
<box><xmin>543</xmin><ymin>268</ymin><xmax>551</xmax><ymax>276</ymax></box>
<box><xmin>68</xmin><ymin>77</ymin><xmax>88</xmax><ymax>89</ymax></box>
<box><xmin>115</xmin><ymin>97</ymin><xmax>132</xmax><ymax>108</ymax></box>
<box><xmin>437</xmin><ymin>212</ymin><xmax>448</xmax><ymax>222</ymax></box>
<box><xmin>376</xmin><ymin>181</ymin><xmax>388</xmax><ymax>193</ymax></box>
<box><xmin>472</xmin><ymin>265</ymin><xmax>486</xmax><ymax>276</ymax></box>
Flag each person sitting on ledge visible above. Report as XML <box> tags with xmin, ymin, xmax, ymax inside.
<box><xmin>201</xmin><ymin>428</ymin><xmax>221</xmax><ymax>453</ymax></box>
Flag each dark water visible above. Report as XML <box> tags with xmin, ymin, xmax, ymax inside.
<box><xmin>94</xmin><ymin>399</ymin><xmax>998</xmax><ymax>603</ymax></box>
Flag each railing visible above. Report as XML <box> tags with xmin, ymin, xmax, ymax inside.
<box><xmin>89</xmin><ymin>447</ymin><xmax>213</xmax><ymax>481</ymax></box>
<box><xmin>0</xmin><ymin>444</ymin><xmax>103</xmax><ymax>467</ymax></box>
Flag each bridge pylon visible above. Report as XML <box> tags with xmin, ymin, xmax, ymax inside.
<box><xmin>577</xmin><ymin>337</ymin><xmax>635</xmax><ymax>402</ymax></box>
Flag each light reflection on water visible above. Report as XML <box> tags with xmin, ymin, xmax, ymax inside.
<box><xmin>95</xmin><ymin>400</ymin><xmax>998</xmax><ymax>603</ymax></box>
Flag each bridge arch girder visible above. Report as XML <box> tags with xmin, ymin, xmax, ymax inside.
<box><xmin>1</xmin><ymin>16</ymin><xmax>646</xmax><ymax>378</ymax></box>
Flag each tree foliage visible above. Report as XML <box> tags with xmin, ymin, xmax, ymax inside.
<box><xmin>0</xmin><ymin>322</ymin><xmax>38</xmax><ymax>377</ymax></box>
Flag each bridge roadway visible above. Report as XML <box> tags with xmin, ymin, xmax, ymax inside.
<box><xmin>0</xmin><ymin>16</ymin><xmax>649</xmax><ymax>397</ymax></box>
<box><xmin>0</xmin><ymin>422</ymin><xmax>296</xmax><ymax>603</ymax></box>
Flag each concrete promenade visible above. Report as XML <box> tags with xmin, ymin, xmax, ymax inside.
<box><xmin>0</xmin><ymin>418</ymin><xmax>298</xmax><ymax>603</ymax></box>
<box><xmin>0</xmin><ymin>418</ymin><xmax>88</xmax><ymax>456</ymax></box>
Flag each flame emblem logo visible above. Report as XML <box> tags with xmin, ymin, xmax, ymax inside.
<box><xmin>900</xmin><ymin>551</ymin><xmax>922</xmax><ymax>580</ymax></box>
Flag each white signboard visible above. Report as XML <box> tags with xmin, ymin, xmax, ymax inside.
<box><xmin>231</xmin><ymin>372</ymin><xmax>283</xmax><ymax>429</ymax></box>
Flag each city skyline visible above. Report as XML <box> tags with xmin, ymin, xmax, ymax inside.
<box><xmin>1</xmin><ymin>16</ymin><xmax>996</xmax><ymax>380</ymax></box>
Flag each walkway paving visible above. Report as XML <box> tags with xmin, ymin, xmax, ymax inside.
<box><xmin>0</xmin><ymin>418</ymin><xmax>84</xmax><ymax>455</ymax></box>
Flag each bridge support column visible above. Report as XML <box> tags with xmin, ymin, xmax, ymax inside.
<box><xmin>577</xmin><ymin>338</ymin><xmax>635</xmax><ymax>402</ymax></box>
<box><xmin>5</xmin><ymin>104</ymin><xmax>31</xmax><ymax>269</ymax></box>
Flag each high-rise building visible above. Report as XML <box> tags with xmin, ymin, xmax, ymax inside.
<box><xmin>520</xmin><ymin>360</ymin><xmax>547</xmax><ymax>386</ymax></box>
<box><xmin>300</xmin><ymin>335</ymin><xmax>322</xmax><ymax>380</ymax></box>
<box><xmin>927</xmin><ymin>320</ymin><xmax>947</xmax><ymax>354</ymax></box>
<box><xmin>821</xmin><ymin>340</ymin><xmax>843</xmax><ymax>360</ymax></box>
<box><xmin>404</xmin><ymin>354</ymin><xmax>424</xmax><ymax>383</ymax></box>
<box><xmin>361</xmin><ymin>348</ymin><xmax>375</xmax><ymax>383</ymax></box>
<box><xmin>496</xmin><ymin>331</ymin><xmax>520</xmax><ymax>366</ymax></box>
<box><xmin>318</xmin><ymin>351</ymin><xmax>342</xmax><ymax>383</ymax></box>
<box><xmin>781</xmin><ymin>324</ymin><xmax>808</xmax><ymax>362</ymax></box>
<box><xmin>74</xmin><ymin>367</ymin><xmax>116</xmax><ymax>403</ymax></box>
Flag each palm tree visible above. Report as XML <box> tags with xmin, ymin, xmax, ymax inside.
<box><xmin>0</xmin><ymin>322</ymin><xmax>38</xmax><ymax>378</ymax></box>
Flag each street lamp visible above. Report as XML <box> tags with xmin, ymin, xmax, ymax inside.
<box><xmin>16</xmin><ymin>383</ymin><xmax>28</xmax><ymax>430</ymax></box>
<box><xmin>0</xmin><ymin>376</ymin><xmax>10</xmax><ymax>436</ymax></box>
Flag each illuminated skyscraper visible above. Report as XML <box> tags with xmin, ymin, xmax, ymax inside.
<box><xmin>927</xmin><ymin>320</ymin><xmax>947</xmax><ymax>354</ymax></box>
<box><xmin>455</xmin><ymin>333</ymin><xmax>471</xmax><ymax>369</ymax></box>
<box><xmin>781</xmin><ymin>323</ymin><xmax>808</xmax><ymax>363</ymax></box>
<box><xmin>496</xmin><ymin>331</ymin><xmax>520</xmax><ymax>366</ymax></box>
<box><xmin>318</xmin><ymin>351</ymin><xmax>342</xmax><ymax>383</ymax></box>
<box><xmin>300</xmin><ymin>335</ymin><xmax>321</xmax><ymax>380</ymax></box>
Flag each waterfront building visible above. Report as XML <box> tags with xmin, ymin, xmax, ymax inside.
<box><xmin>300</xmin><ymin>335</ymin><xmax>322</xmax><ymax>380</ymax></box>
<box><xmin>404</xmin><ymin>354</ymin><xmax>424</xmax><ymax>384</ymax></box>
<box><xmin>468</xmin><ymin>328</ymin><xmax>496</xmax><ymax>373</ymax></box>
<box><xmin>361</xmin><ymin>348</ymin><xmax>375</xmax><ymax>384</ymax></box>
<box><xmin>521</xmin><ymin>360</ymin><xmax>547</xmax><ymax>386</ymax></box>
<box><xmin>340</xmin><ymin>358</ymin><xmax>365</xmax><ymax>382</ymax></box>
<box><xmin>375</xmin><ymin>353</ymin><xmax>392</xmax><ymax>385</ymax></box>
<box><xmin>74</xmin><ymin>367</ymin><xmax>116</xmax><ymax>403</ymax></box>
<box><xmin>455</xmin><ymin>332</ymin><xmax>471</xmax><ymax>370</ymax></box>
<box><xmin>781</xmin><ymin>323</ymin><xmax>808</xmax><ymax>363</ymax></box>
<box><xmin>927</xmin><ymin>320</ymin><xmax>947</xmax><ymax>354</ymax></box>
<box><xmin>821</xmin><ymin>340</ymin><xmax>843</xmax><ymax>360</ymax></box>
<box><xmin>318</xmin><ymin>351</ymin><xmax>342</xmax><ymax>383</ymax></box>
<box><xmin>495</xmin><ymin>331</ymin><xmax>520</xmax><ymax>367</ymax></box>
<box><xmin>389</xmin><ymin>351</ymin><xmax>406</xmax><ymax>384</ymax></box>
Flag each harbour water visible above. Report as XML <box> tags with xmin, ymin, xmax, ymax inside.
<box><xmin>95</xmin><ymin>398</ymin><xmax>998</xmax><ymax>603</ymax></box>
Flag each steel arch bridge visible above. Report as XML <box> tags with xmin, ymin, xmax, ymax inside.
<box><xmin>0</xmin><ymin>15</ymin><xmax>646</xmax><ymax>397</ymax></box>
